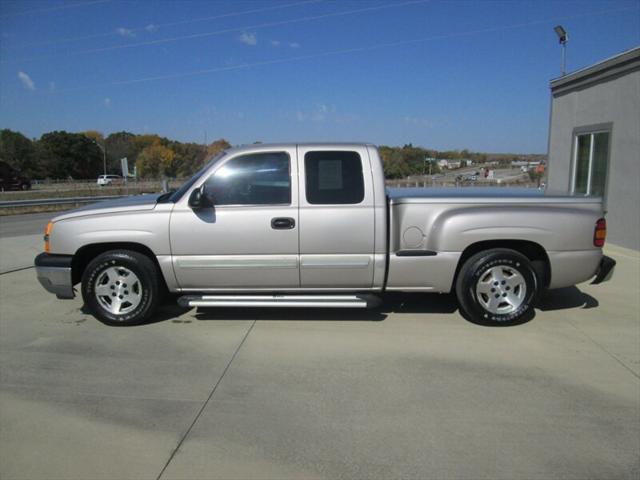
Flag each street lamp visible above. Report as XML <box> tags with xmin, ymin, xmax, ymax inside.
<box><xmin>92</xmin><ymin>139</ymin><xmax>107</xmax><ymax>176</ymax></box>
<box><xmin>554</xmin><ymin>25</ymin><xmax>568</xmax><ymax>76</ymax></box>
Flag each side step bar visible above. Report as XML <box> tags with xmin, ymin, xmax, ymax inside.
<box><xmin>177</xmin><ymin>294</ymin><xmax>382</xmax><ymax>309</ymax></box>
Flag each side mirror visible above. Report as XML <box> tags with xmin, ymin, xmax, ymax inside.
<box><xmin>188</xmin><ymin>185</ymin><xmax>211</xmax><ymax>209</ymax></box>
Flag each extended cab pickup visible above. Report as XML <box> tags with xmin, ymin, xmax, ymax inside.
<box><xmin>35</xmin><ymin>143</ymin><xmax>615</xmax><ymax>326</ymax></box>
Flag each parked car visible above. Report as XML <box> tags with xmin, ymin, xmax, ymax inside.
<box><xmin>35</xmin><ymin>143</ymin><xmax>615</xmax><ymax>326</ymax></box>
<box><xmin>0</xmin><ymin>161</ymin><xmax>31</xmax><ymax>191</ymax></box>
<box><xmin>97</xmin><ymin>174</ymin><xmax>122</xmax><ymax>186</ymax></box>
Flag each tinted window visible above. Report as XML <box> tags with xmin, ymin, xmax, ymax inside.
<box><xmin>204</xmin><ymin>152</ymin><xmax>290</xmax><ymax>205</ymax></box>
<box><xmin>573</xmin><ymin>131</ymin><xmax>610</xmax><ymax>197</ymax></box>
<box><xmin>305</xmin><ymin>151</ymin><xmax>364</xmax><ymax>204</ymax></box>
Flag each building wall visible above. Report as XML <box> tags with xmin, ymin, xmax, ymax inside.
<box><xmin>548</xmin><ymin>69</ymin><xmax>640</xmax><ymax>250</ymax></box>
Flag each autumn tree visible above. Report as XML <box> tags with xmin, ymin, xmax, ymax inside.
<box><xmin>136</xmin><ymin>143</ymin><xmax>176</xmax><ymax>178</ymax></box>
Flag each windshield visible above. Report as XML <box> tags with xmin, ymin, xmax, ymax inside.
<box><xmin>164</xmin><ymin>150</ymin><xmax>228</xmax><ymax>203</ymax></box>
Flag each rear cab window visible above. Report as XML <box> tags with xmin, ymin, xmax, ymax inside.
<box><xmin>304</xmin><ymin>151</ymin><xmax>364</xmax><ymax>204</ymax></box>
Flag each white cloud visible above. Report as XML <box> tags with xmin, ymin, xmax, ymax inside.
<box><xmin>289</xmin><ymin>42</ymin><xmax>300</xmax><ymax>48</ymax></box>
<box><xmin>270</xmin><ymin>40</ymin><xmax>281</xmax><ymax>47</ymax></box>
<box><xmin>291</xmin><ymin>104</ymin><xmax>358</xmax><ymax>125</ymax></box>
<box><xmin>104</xmin><ymin>97</ymin><xmax>112</xmax><ymax>108</ymax></box>
<box><xmin>116</xmin><ymin>27</ymin><xmax>135</xmax><ymax>38</ymax></box>
<box><xmin>17</xmin><ymin>71</ymin><xmax>35</xmax><ymax>90</ymax></box>
<box><xmin>403</xmin><ymin>116</ymin><xmax>434</xmax><ymax>128</ymax></box>
<box><xmin>239</xmin><ymin>32</ymin><xmax>257</xmax><ymax>46</ymax></box>
<box><xmin>145</xmin><ymin>24</ymin><xmax>158</xmax><ymax>33</ymax></box>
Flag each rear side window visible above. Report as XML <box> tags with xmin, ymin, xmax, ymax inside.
<box><xmin>304</xmin><ymin>151</ymin><xmax>364</xmax><ymax>204</ymax></box>
<box><xmin>204</xmin><ymin>152</ymin><xmax>290</xmax><ymax>205</ymax></box>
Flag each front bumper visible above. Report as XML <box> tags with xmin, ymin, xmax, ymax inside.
<box><xmin>34</xmin><ymin>253</ymin><xmax>75</xmax><ymax>299</ymax></box>
<box><xmin>591</xmin><ymin>255</ymin><xmax>616</xmax><ymax>285</ymax></box>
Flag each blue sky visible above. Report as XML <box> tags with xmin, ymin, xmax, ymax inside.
<box><xmin>1</xmin><ymin>0</ymin><xmax>638</xmax><ymax>153</ymax></box>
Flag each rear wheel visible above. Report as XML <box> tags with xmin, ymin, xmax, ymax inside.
<box><xmin>81</xmin><ymin>250</ymin><xmax>160</xmax><ymax>326</ymax></box>
<box><xmin>455</xmin><ymin>248</ymin><xmax>538</xmax><ymax>326</ymax></box>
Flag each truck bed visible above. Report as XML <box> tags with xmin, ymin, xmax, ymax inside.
<box><xmin>384</xmin><ymin>187</ymin><xmax>604</xmax><ymax>293</ymax></box>
<box><xmin>387</xmin><ymin>187</ymin><xmax>602</xmax><ymax>205</ymax></box>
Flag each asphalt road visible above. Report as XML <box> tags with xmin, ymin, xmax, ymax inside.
<box><xmin>0</xmin><ymin>212</ymin><xmax>59</xmax><ymax>238</ymax></box>
<box><xmin>0</xmin><ymin>224</ymin><xmax>638</xmax><ymax>479</ymax></box>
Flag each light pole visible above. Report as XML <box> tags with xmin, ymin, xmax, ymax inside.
<box><xmin>554</xmin><ymin>25</ymin><xmax>568</xmax><ymax>76</ymax></box>
<box><xmin>92</xmin><ymin>139</ymin><xmax>107</xmax><ymax>176</ymax></box>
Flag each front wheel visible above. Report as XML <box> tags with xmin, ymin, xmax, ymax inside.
<box><xmin>81</xmin><ymin>250</ymin><xmax>161</xmax><ymax>326</ymax></box>
<box><xmin>455</xmin><ymin>248</ymin><xmax>538</xmax><ymax>326</ymax></box>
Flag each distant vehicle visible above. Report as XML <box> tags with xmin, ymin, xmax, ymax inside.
<box><xmin>97</xmin><ymin>174</ymin><xmax>122</xmax><ymax>186</ymax></box>
<box><xmin>36</xmin><ymin>143</ymin><xmax>615</xmax><ymax>327</ymax></box>
<box><xmin>0</xmin><ymin>161</ymin><xmax>31</xmax><ymax>191</ymax></box>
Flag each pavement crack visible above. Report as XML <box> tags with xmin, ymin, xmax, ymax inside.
<box><xmin>567</xmin><ymin>318</ymin><xmax>640</xmax><ymax>380</ymax></box>
<box><xmin>155</xmin><ymin>319</ymin><xmax>257</xmax><ymax>480</ymax></box>
<box><xmin>0</xmin><ymin>265</ymin><xmax>34</xmax><ymax>275</ymax></box>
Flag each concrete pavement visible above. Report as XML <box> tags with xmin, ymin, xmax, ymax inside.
<box><xmin>0</xmin><ymin>212</ymin><xmax>62</xmax><ymax>273</ymax></box>
<box><xmin>0</xmin><ymin>228</ymin><xmax>638</xmax><ymax>479</ymax></box>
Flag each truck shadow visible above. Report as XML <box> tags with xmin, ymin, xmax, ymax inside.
<box><xmin>535</xmin><ymin>286</ymin><xmax>599</xmax><ymax>311</ymax></box>
<box><xmin>190</xmin><ymin>293</ymin><xmax>458</xmax><ymax>323</ymax></box>
<box><xmin>145</xmin><ymin>286</ymin><xmax>599</xmax><ymax>326</ymax></box>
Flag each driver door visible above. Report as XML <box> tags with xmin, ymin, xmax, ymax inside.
<box><xmin>169</xmin><ymin>147</ymin><xmax>299</xmax><ymax>290</ymax></box>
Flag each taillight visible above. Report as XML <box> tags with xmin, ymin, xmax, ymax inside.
<box><xmin>44</xmin><ymin>221</ymin><xmax>53</xmax><ymax>253</ymax></box>
<box><xmin>594</xmin><ymin>218</ymin><xmax>606</xmax><ymax>247</ymax></box>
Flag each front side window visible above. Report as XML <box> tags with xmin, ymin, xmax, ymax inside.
<box><xmin>572</xmin><ymin>130</ymin><xmax>610</xmax><ymax>197</ymax></box>
<box><xmin>305</xmin><ymin>151</ymin><xmax>364</xmax><ymax>204</ymax></box>
<box><xmin>204</xmin><ymin>152</ymin><xmax>290</xmax><ymax>205</ymax></box>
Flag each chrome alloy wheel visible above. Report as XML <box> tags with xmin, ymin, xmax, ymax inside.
<box><xmin>475</xmin><ymin>265</ymin><xmax>527</xmax><ymax>315</ymax></box>
<box><xmin>94</xmin><ymin>266</ymin><xmax>142</xmax><ymax>315</ymax></box>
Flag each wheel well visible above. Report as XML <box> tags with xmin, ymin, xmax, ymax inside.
<box><xmin>453</xmin><ymin>240</ymin><xmax>550</xmax><ymax>289</ymax></box>
<box><xmin>72</xmin><ymin>242</ymin><xmax>164</xmax><ymax>286</ymax></box>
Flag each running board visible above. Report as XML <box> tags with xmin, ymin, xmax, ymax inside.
<box><xmin>177</xmin><ymin>294</ymin><xmax>381</xmax><ymax>309</ymax></box>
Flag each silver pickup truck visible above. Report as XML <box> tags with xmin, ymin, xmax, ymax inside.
<box><xmin>35</xmin><ymin>143</ymin><xmax>615</xmax><ymax>326</ymax></box>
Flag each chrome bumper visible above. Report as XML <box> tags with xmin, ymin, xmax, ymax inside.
<box><xmin>34</xmin><ymin>253</ymin><xmax>75</xmax><ymax>299</ymax></box>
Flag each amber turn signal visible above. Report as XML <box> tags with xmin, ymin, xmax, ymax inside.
<box><xmin>44</xmin><ymin>221</ymin><xmax>53</xmax><ymax>253</ymax></box>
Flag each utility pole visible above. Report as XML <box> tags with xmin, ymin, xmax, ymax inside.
<box><xmin>93</xmin><ymin>139</ymin><xmax>107</xmax><ymax>176</ymax></box>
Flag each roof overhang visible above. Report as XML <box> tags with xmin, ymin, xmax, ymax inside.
<box><xmin>550</xmin><ymin>46</ymin><xmax>640</xmax><ymax>97</ymax></box>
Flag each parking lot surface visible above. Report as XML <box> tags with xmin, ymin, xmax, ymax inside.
<box><xmin>0</xmin><ymin>213</ymin><xmax>638</xmax><ymax>479</ymax></box>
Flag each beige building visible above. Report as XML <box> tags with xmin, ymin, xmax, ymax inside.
<box><xmin>547</xmin><ymin>47</ymin><xmax>640</xmax><ymax>250</ymax></box>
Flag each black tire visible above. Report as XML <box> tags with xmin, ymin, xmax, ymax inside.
<box><xmin>81</xmin><ymin>250</ymin><xmax>161</xmax><ymax>326</ymax></box>
<box><xmin>455</xmin><ymin>248</ymin><xmax>538</xmax><ymax>326</ymax></box>
<box><xmin>21</xmin><ymin>182</ymin><xmax>30</xmax><ymax>191</ymax></box>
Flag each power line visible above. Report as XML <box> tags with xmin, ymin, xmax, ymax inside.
<box><xmin>52</xmin><ymin>5</ymin><xmax>639</xmax><ymax>93</ymax></box>
<box><xmin>4</xmin><ymin>0</ymin><xmax>429</xmax><ymax>64</ymax></box>
<box><xmin>2</xmin><ymin>0</ymin><xmax>322</xmax><ymax>50</ymax></box>
<box><xmin>0</xmin><ymin>0</ymin><xmax>110</xmax><ymax>18</ymax></box>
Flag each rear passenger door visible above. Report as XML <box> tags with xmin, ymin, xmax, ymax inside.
<box><xmin>297</xmin><ymin>146</ymin><xmax>375</xmax><ymax>288</ymax></box>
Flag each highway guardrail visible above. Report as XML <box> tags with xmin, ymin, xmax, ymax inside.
<box><xmin>0</xmin><ymin>195</ymin><xmax>127</xmax><ymax>208</ymax></box>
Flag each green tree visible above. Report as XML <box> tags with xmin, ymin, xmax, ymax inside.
<box><xmin>0</xmin><ymin>129</ymin><xmax>37</xmax><ymax>176</ymax></box>
<box><xmin>39</xmin><ymin>131</ymin><xmax>103</xmax><ymax>178</ymax></box>
<box><xmin>104</xmin><ymin>131</ymin><xmax>139</xmax><ymax>173</ymax></box>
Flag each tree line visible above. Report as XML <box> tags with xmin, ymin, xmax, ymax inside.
<box><xmin>0</xmin><ymin>129</ymin><xmax>541</xmax><ymax>180</ymax></box>
<box><xmin>0</xmin><ymin>129</ymin><xmax>230</xmax><ymax>180</ymax></box>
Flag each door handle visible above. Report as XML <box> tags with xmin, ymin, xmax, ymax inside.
<box><xmin>271</xmin><ymin>217</ymin><xmax>295</xmax><ymax>230</ymax></box>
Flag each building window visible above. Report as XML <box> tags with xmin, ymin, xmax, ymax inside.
<box><xmin>304</xmin><ymin>151</ymin><xmax>365</xmax><ymax>204</ymax></box>
<box><xmin>204</xmin><ymin>152</ymin><xmax>290</xmax><ymax>205</ymax></box>
<box><xmin>571</xmin><ymin>130</ymin><xmax>610</xmax><ymax>197</ymax></box>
